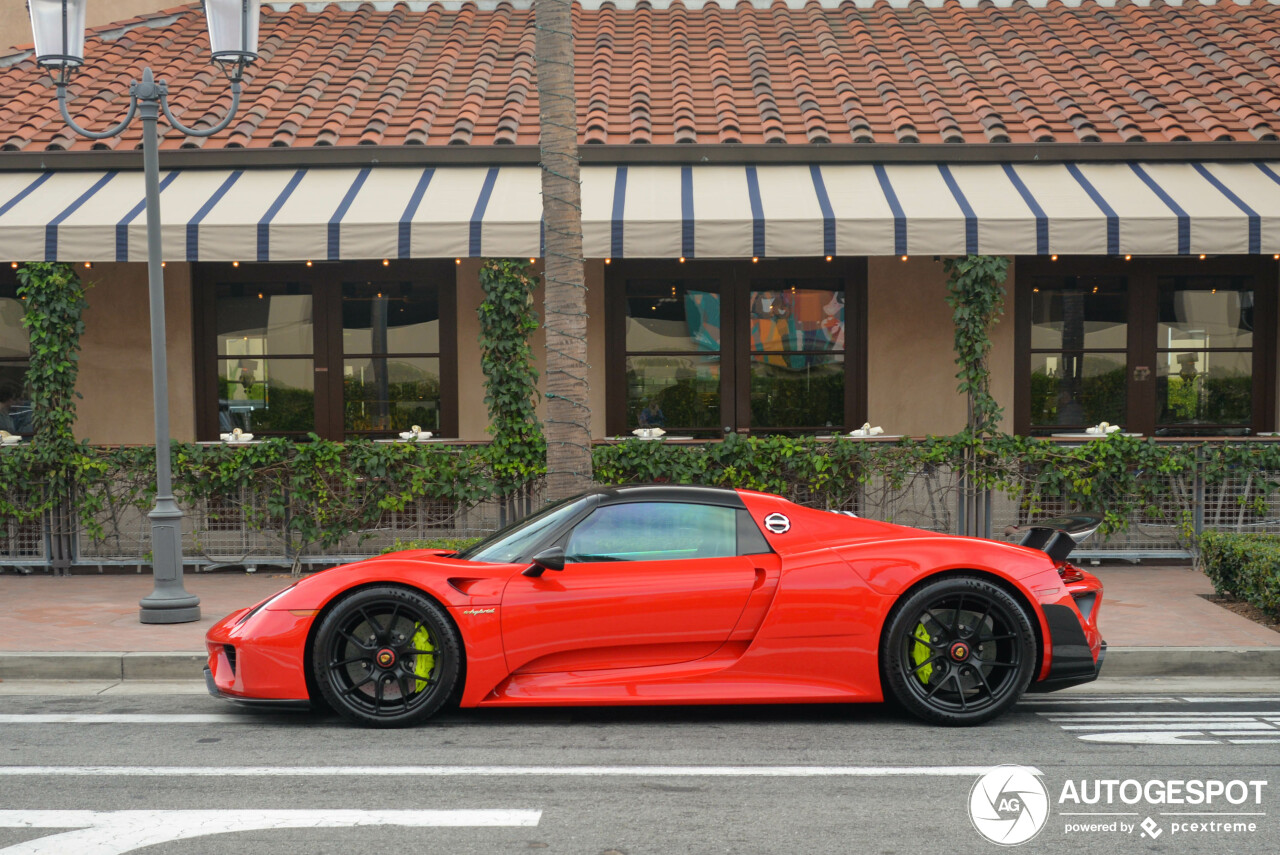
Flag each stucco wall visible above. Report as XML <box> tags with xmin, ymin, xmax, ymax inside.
<box><xmin>0</xmin><ymin>1</ymin><xmax>172</xmax><ymax>52</ymax></box>
<box><xmin>75</xmin><ymin>262</ymin><xmax>195</xmax><ymax>445</ymax></box>
<box><xmin>456</xmin><ymin>259</ymin><xmax>607</xmax><ymax>441</ymax></box>
<box><xmin>866</xmin><ymin>256</ymin><xmax>1016</xmax><ymax>436</ymax></box>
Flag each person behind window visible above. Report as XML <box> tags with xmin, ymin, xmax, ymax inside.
<box><xmin>638</xmin><ymin>398</ymin><xmax>665</xmax><ymax>428</ymax></box>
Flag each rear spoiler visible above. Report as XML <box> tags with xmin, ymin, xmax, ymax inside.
<box><xmin>1011</xmin><ymin>513</ymin><xmax>1102</xmax><ymax>564</ymax></box>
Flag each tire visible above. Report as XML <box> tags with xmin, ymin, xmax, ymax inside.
<box><xmin>880</xmin><ymin>576</ymin><xmax>1037</xmax><ymax>726</ymax></box>
<box><xmin>311</xmin><ymin>586</ymin><xmax>462</xmax><ymax>728</ymax></box>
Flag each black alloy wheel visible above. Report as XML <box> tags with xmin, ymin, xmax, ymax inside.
<box><xmin>881</xmin><ymin>576</ymin><xmax>1037</xmax><ymax>726</ymax></box>
<box><xmin>312</xmin><ymin>586</ymin><xmax>461</xmax><ymax>727</ymax></box>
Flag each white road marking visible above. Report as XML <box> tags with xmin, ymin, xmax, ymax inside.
<box><xmin>1022</xmin><ymin>697</ymin><xmax>1280</xmax><ymax>706</ymax></box>
<box><xmin>0</xmin><ymin>715</ymin><xmax>244</xmax><ymax>724</ymax></box>
<box><xmin>1059</xmin><ymin>727</ymin><xmax>1269</xmax><ymax>732</ymax></box>
<box><xmin>1078</xmin><ymin>732</ymin><xmax>1224</xmax><ymax>745</ymax></box>
<box><xmin>1182</xmin><ymin>697</ymin><xmax>1280</xmax><ymax>703</ymax></box>
<box><xmin>1019</xmin><ymin>697</ymin><xmax>1180</xmax><ymax>704</ymax></box>
<box><xmin>1046</xmin><ymin>710</ymin><xmax>1280</xmax><ymax>717</ymax></box>
<box><xmin>0</xmin><ymin>765</ymin><xmax>1028</xmax><ymax>778</ymax></box>
<box><xmin>1044</xmin><ymin>708</ymin><xmax>1280</xmax><ymax>744</ymax></box>
<box><xmin>0</xmin><ymin>810</ymin><xmax>541</xmax><ymax>855</ymax></box>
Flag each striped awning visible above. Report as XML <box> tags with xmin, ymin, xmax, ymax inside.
<box><xmin>3</xmin><ymin>161</ymin><xmax>1280</xmax><ymax>262</ymax></box>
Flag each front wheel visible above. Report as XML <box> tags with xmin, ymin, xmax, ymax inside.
<box><xmin>312</xmin><ymin>586</ymin><xmax>461</xmax><ymax>728</ymax></box>
<box><xmin>881</xmin><ymin>576</ymin><xmax>1037</xmax><ymax>726</ymax></box>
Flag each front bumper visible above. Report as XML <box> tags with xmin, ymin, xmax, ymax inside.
<box><xmin>204</xmin><ymin>667</ymin><xmax>310</xmax><ymax>710</ymax></box>
<box><xmin>204</xmin><ymin>604</ymin><xmax>314</xmax><ymax>703</ymax></box>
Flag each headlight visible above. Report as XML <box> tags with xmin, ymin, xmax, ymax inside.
<box><xmin>235</xmin><ymin>584</ymin><xmax>297</xmax><ymax>625</ymax></box>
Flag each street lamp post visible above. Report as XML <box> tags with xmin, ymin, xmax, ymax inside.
<box><xmin>29</xmin><ymin>0</ymin><xmax>261</xmax><ymax>624</ymax></box>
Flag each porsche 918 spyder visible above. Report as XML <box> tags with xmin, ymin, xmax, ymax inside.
<box><xmin>206</xmin><ymin>485</ymin><xmax>1104</xmax><ymax>727</ymax></box>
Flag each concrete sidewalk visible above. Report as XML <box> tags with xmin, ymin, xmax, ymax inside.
<box><xmin>0</xmin><ymin>564</ymin><xmax>1277</xmax><ymax>681</ymax></box>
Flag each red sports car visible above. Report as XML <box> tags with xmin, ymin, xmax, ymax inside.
<box><xmin>205</xmin><ymin>485</ymin><xmax>1105</xmax><ymax>727</ymax></box>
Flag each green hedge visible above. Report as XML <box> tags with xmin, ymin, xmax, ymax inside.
<box><xmin>1199</xmin><ymin>531</ymin><xmax>1280</xmax><ymax>616</ymax></box>
<box><xmin>593</xmin><ymin>432</ymin><xmax>1280</xmax><ymax>539</ymax></box>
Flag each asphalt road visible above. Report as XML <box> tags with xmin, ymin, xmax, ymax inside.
<box><xmin>0</xmin><ymin>689</ymin><xmax>1277</xmax><ymax>854</ymax></box>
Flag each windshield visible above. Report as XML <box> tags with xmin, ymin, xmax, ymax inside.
<box><xmin>456</xmin><ymin>495</ymin><xmax>595</xmax><ymax>564</ymax></box>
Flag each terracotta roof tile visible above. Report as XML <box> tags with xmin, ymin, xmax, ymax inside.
<box><xmin>4</xmin><ymin>0</ymin><xmax>1280</xmax><ymax>151</ymax></box>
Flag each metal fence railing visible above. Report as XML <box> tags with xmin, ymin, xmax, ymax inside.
<box><xmin>3</xmin><ymin>457</ymin><xmax>1279</xmax><ymax>572</ymax></box>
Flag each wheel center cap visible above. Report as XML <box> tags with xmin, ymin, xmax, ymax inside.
<box><xmin>949</xmin><ymin>641</ymin><xmax>970</xmax><ymax>662</ymax></box>
<box><xmin>376</xmin><ymin>648</ymin><xmax>397</xmax><ymax>668</ymax></box>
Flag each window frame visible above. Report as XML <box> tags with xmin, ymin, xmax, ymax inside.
<box><xmin>0</xmin><ymin>268</ymin><xmax>31</xmax><ymax>436</ymax></box>
<box><xmin>604</xmin><ymin>258</ymin><xmax>867</xmax><ymax>436</ymax></box>
<box><xmin>193</xmin><ymin>261</ymin><xmax>458</xmax><ymax>442</ymax></box>
<box><xmin>1015</xmin><ymin>256</ymin><xmax>1277</xmax><ymax>437</ymax></box>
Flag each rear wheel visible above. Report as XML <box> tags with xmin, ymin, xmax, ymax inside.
<box><xmin>312</xmin><ymin>586</ymin><xmax>461</xmax><ymax>728</ymax></box>
<box><xmin>881</xmin><ymin>576</ymin><xmax>1036</xmax><ymax>726</ymax></box>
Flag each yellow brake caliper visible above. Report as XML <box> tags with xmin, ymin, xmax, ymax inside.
<box><xmin>911</xmin><ymin>622</ymin><xmax>933</xmax><ymax>685</ymax></box>
<box><xmin>412</xmin><ymin>626</ymin><xmax>435</xmax><ymax>692</ymax></box>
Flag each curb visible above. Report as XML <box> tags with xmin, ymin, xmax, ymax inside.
<box><xmin>1101</xmin><ymin>646</ymin><xmax>1280</xmax><ymax>678</ymax></box>
<box><xmin>0</xmin><ymin>652</ymin><xmax>206</xmax><ymax>681</ymax></box>
<box><xmin>3</xmin><ymin>647</ymin><xmax>1280</xmax><ymax>682</ymax></box>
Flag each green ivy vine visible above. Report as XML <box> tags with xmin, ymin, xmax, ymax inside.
<box><xmin>944</xmin><ymin>255</ymin><xmax>1009</xmax><ymax>436</ymax></box>
<box><xmin>477</xmin><ymin>259</ymin><xmax>546</xmax><ymax>491</ymax></box>
<box><xmin>0</xmin><ymin>263</ymin><xmax>94</xmax><ymax>525</ymax></box>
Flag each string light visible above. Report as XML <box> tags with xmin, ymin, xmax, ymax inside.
<box><xmin>305</xmin><ymin>260</ymin><xmax>313</xmax><ymax>267</ymax></box>
<box><xmin>8</xmin><ymin>262</ymin><xmax>16</xmax><ymax>269</ymax></box>
<box><xmin>1199</xmin><ymin>254</ymin><xmax>1206</xmax><ymax>260</ymax></box>
<box><xmin>1050</xmin><ymin>254</ymin><xmax>1058</xmax><ymax>261</ymax></box>
<box><xmin>455</xmin><ymin>258</ymin><xmax>461</xmax><ymax>265</ymax></box>
<box><xmin>1124</xmin><ymin>254</ymin><xmax>1131</xmax><ymax>261</ymax></box>
<box><xmin>825</xmin><ymin>255</ymin><xmax>832</xmax><ymax>262</ymax></box>
<box><xmin>604</xmin><ymin>258</ymin><xmax>611</xmax><ymax>265</ymax></box>
<box><xmin>232</xmin><ymin>260</ymin><xmax>240</xmax><ymax>267</ymax></box>
<box><xmin>751</xmin><ymin>257</ymin><xmax>759</xmax><ymax>263</ymax></box>
<box><xmin>678</xmin><ymin>257</ymin><xmax>686</xmax><ymax>263</ymax></box>
<box><xmin>382</xmin><ymin>259</ymin><xmax>390</xmax><ymax>267</ymax></box>
<box><xmin>83</xmin><ymin>262</ymin><xmax>92</xmax><ymax>269</ymax></box>
<box><xmin>900</xmin><ymin>255</ymin><xmax>908</xmax><ymax>262</ymax></box>
<box><xmin>530</xmin><ymin>258</ymin><xmax>537</xmax><ymax>264</ymax></box>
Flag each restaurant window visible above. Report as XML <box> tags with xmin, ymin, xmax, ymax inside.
<box><xmin>1027</xmin><ymin>276</ymin><xmax>1128</xmax><ymax>431</ymax></box>
<box><xmin>606</xmin><ymin>260</ymin><xmax>866</xmax><ymax>436</ymax></box>
<box><xmin>1017</xmin><ymin>258</ymin><xmax>1276</xmax><ymax>437</ymax></box>
<box><xmin>1156</xmin><ymin>279</ymin><xmax>1254</xmax><ymax>431</ymax></box>
<box><xmin>195</xmin><ymin>262</ymin><xmax>456</xmax><ymax>441</ymax></box>
<box><xmin>0</xmin><ymin>272</ymin><xmax>31</xmax><ymax>436</ymax></box>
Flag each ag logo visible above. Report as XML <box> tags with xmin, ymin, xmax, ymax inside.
<box><xmin>968</xmin><ymin>765</ymin><xmax>1050</xmax><ymax>846</ymax></box>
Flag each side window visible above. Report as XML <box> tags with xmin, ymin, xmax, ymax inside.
<box><xmin>566</xmin><ymin>502</ymin><xmax>738</xmax><ymax>563</ymax></box>
<box><xmin>737</xmin><ymin>510</ymin><xmax>772</xmax><ymax>555</ymax></box>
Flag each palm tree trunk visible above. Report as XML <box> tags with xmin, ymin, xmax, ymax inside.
<box><xmin>536</xmin><ymin>0</ymin><xmax>592</xmax><ymax>500</ymax></box>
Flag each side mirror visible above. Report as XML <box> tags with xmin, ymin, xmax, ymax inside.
<box><xmin>522</xmin><ymin>547</ymin><xmax>565</xmax><ymax>577</ymax></box>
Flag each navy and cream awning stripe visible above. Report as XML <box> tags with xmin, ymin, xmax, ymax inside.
<box><xmin>2</xmin><ymin>162</ymin><xmax>1280</xmax><ymax>262</ymax></box>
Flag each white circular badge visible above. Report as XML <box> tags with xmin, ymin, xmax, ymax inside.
<box><xmin>763</xmin><ymin>513</ymin><xmax>791</xmax><ymax>534</ymax></box>
<box><xmin>968</xmin><ymin>765</ymin><xmax>1050</xmax><ymax>846</ymax></box>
